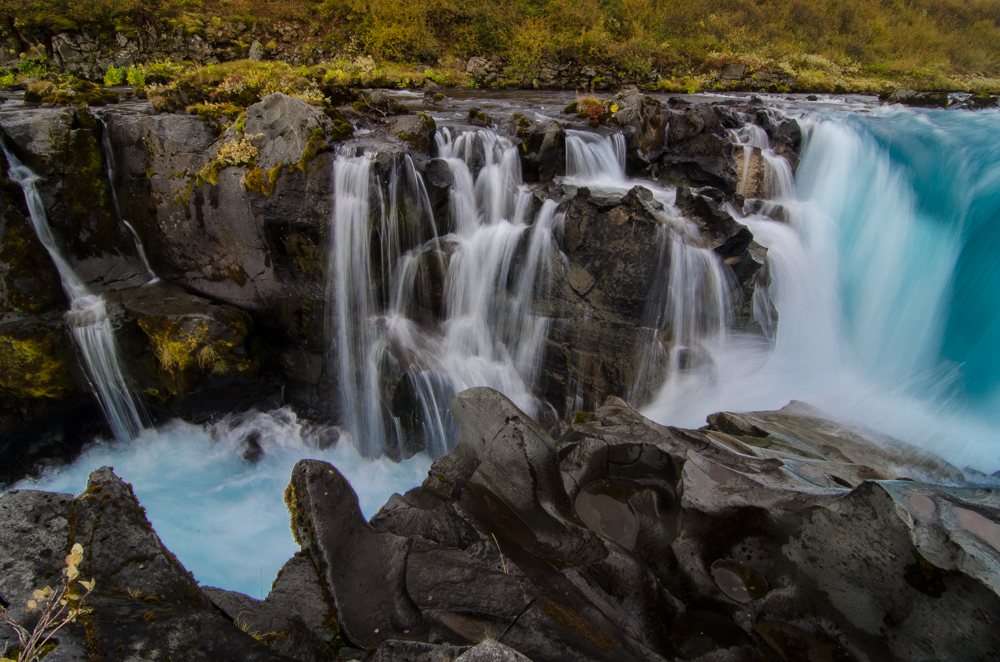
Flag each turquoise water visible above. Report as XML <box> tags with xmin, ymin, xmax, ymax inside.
<box><xmin>804</xmin><ymin>107</ymin><xmax>1000</xmax><ymax>467</ymax></box>
<box><xmin>645</xmin><ymin>103</ymin><xmax>1000</xmax><ymax>474</ymax></box>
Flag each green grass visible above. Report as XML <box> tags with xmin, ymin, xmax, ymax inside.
<box><xmin>3</xmin><ymin>0</ymin><xmax>1000</xmax><ymax>92</ymax></box>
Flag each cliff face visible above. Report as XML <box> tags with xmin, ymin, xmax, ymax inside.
<box><xmin>0</xmin><ymin>88</ymin><xmax>791</xmax><ymax>478</ymax></box>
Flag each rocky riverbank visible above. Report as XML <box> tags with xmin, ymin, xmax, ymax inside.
<box><xmin>3</xmin><ymin>388</ymin><xmax>998</xmax><ymax>661</ymax></box>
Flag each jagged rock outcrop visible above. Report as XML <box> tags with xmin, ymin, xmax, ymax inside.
<box><xmin>0</xmin><ymin>467</ymin><xmax>290</xmax><ymax>661</ymax></box>
<box><xmin>6</xmin><ymin>389</ymin><xmax>996</xmax><ymax>661</ymax></box>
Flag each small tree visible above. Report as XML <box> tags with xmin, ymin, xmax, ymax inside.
<box><xmin>0</xmin><ymin>544</ymin><xmax>96</xmax><ymax>662</ymax></box>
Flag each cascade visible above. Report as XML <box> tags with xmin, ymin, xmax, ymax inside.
<box><xmin>97</xmin><ymin>117</ymin><xmax>158</xmax><ymax>283</ymax></box>
<box><xmin>564</xmin><ymin>130</ymin><xmax>628</xmax><ymax>186</ymax></box>
<box><xmin>329</xmin><ymin>128</ymin><xmax>560</xmax><ymax>459</ymax></box>
<box><xmin>1</xmin><ymin>135</ymin><xmax>146</xmax><ymax>442</ymax></box>
<box><xmin>642</xmin><ymin>105</ymin><xmax>1000</xmax><ymax>470</ymax></box>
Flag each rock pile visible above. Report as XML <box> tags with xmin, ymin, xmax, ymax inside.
<box><xmin>4</xmin><ymin>388</ymin><xmax>998</xmax><ymax>661</ymax></box>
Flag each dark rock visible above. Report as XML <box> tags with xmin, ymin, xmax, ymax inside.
<box><xmin>656</xmin><ymin>106</ymin><xmax>737</xmax><ymax>193</ymax></box>
<box><xmin>503</xmin><ymin>115</ymin><xmax>565</xmax><ymax>184</ymax></box>
<box><xmin>539</xmin><ymin>186</ymin><xmax>666</xmax><ymax>413</ymax></box>
<box><xmin>286</xmin><ymin>460</ymin><xmax>422</xmax><ymax>647</ymax></box>
<box><xmin>244</xmin><ymin>93</ymin><xmax>335</xmax><ymax>172</ymax></box>
<box><xmin>389</xmin><ymin>113</ymin><xmax>437</xmax><ymax>155</ymax></box>
<box><xmin>0</xmin><ymin>105</ymin><xmax>148</xmax><ymax>290</ymax></box>
<box><xmin>880</xmin><ymin>88</ymin><xmax>952</xmax><ymax>108</ymax></box>
<box><xmin>0</xmin><ymin>467</ymin><xmax>288</xmax><ymax>661</ymax></box>
<box><xmin>205</xmin><ymin>555</ymin><xmax>337</xmax><ymax>661</ymax></box>
<box><xmin>610</xmin><ymin>89</ymin><xmax>668</xmax><ymax>162</ymax></box>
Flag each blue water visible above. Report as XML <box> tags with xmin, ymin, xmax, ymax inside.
<box><xmin>646</xmin><ymin>102</ymin><xmax>1000</xmax><ymax>474</ymax></box>
<box><xmin>15</xmin><ymin>409</ymin><xmax>432</xmax><ymax>597</ymax></box>
<box><xmin>802</xmin><ymin>108</ymin><xmax>1000</xmax><ymax>466</ymax></box>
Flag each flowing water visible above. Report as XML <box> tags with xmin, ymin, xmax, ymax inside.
<box><xmin>642</xmin><ymin>102</ymin><xmax>1000</xmax><ymax>474</ymax></box>
<box><xmin>98</xmin><ymin>118</ymin><xmax>159</xmax><ymax>283</ymax></box>
<box><xmin>330</xmin><ymin>128</ymin><xmax>562</xmax><ymax>459</ymax></box>
<box><xmin>1</xmin><ymin>137</ymin><xmax>146</xmax><ymax>442</ymax></box>
<box><xmin>10</xmin><ymin>95</ymin><xmax>1000</xmax><ymax>598</ymax></box>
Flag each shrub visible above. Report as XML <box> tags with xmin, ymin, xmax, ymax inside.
<box><xmin>0</xmin><ymin>543</ymin><xmax>96</xmax><ymax>662</ymax></box>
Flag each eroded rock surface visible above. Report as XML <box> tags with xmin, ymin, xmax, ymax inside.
<box><xmin>291</xmin><ymin>389</ymin><xmax>1000</xmax><ymax>662</ymax></box>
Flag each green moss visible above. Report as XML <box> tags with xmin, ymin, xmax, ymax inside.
<box><xmin>242</xmin><ymin>166</ymin><xmax>272</xmax><ymax>196</ymax></box>
<box><xmin>0</xmin><ymin>323</ymin><xmax>76</xmax><ymax>398</ymax></box>
<box><xmin>187</xmin><ymin>103</ymin><xmax>244</xmax><ymax>136</ymax></box>
<box><xmin>134</xmin><ymin>307</ymin><xmax>254</xmax><ymax>395</ymax></box>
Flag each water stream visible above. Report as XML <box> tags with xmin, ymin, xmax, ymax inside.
<box><xmin>98</xmin><ymin>118</ymin><xmax>159</xmax><ymax>283</ymax></box>
<box><xmin>1</xmin><ymin>136</ymin><xmax>146</xmax><ymax>442</ymax></box>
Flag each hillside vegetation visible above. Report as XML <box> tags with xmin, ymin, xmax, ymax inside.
<box><xmin>3</xmin><ymin>0</ymin><xmax>1000</xmax><ymax>91</ymax></box>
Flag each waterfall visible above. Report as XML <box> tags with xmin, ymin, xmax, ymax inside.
<box><xmin>1</xmin><ymin>136</ymin><xmax>146</xmax><ymax>441</ymax></box>
<box><xmin>98</xmin><ymin>118</ymin><xmax>158</xmax><ymax>283</ymax></box>
<box><xmin>565</xmin><ymin>130</ymin><xmax>628</xmax><ymax>186</ymax></box>
<box><xmin>632</xmin><ymin>227</ymin><xmax>736</xmax><ymax>410</ymax></box>
<box><xmin>329</xmin><ymin>129</ymin><xmax>559</xmax><ymax>458</ymax></box>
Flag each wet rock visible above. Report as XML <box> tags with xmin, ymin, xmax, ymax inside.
<box><xmin>0</xmin><ymin>314</ymin><xmax>80</xmax><ymax>399</ymax></box>
<box><xmin>659</xmin><ymin>106</ymin><xmax>738</xmax><ymax>193</ymax></box>
<box><xmin>734</xmin><ymin>145</ymin><xmax>766</xmax><ymax>198</ymax></box>
<box><xmin>505</xmin><ymin>115</ymin><xmax>565</xmax><ymax>184</ymax></box>
<box><xmin>610</xmin><ymin>88</ymin><xmax>668</xmax><ymax>162</ymax></box>
<box><xmin>389</xmin><ymin>113</ymin><xmax>437</xmax><ymax>155</ymax></box>
<box><xmin>118</xmin><ymin>282</ymin><xmax>255</xmax><ymax>395</ymax></box>
<box><xmin>0</xmin><ymin>467</ymin><xmax>287</xmax><ymax>661</ymax></box>
<box><xmin>0</xmin><ymin>160</ymin><xmax>66</xmax><ymax>315</ymax></box>
<box><xmin>880</xmin><ymin>88</ymin><xmax>952</xmax><ymax>108</ymax></box>
<box><xmin>540</xmin><ymin>186</ymin><xmax>665</xmax><ymax>413</ymax></box>
<box><xmin>0</xmin><ymin>105</ymin><xmax>147</xmax><ymax>290</ymax></box>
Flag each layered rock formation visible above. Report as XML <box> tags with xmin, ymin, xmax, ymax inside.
<box><xmin>3</xmin><ymin>388</ymin><xmax>998</xmax><ymax>661</ymax></box>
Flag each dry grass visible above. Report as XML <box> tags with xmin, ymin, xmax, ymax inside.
<box><xmin>2</xmin><ymin>0</ymin><xmax>1000</xmax><ymax>90</ymax></box>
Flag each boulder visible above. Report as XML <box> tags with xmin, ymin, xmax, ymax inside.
<box><xmin>0</xmin><ymin>467</ymin><xmax>289</xmax><ymax>661</ymax></box>
<box><xmin>243</xmin><ymin>93</ymin><xmax>336</xmax><ymax>172</ymax></box>
<box><xmin>609</xmin><ymin>89</ymin><xmax>668</xmax><ymax>163</ymax></box>
<box><xmin>501</xmin><ymin>114</ymin><xmax>566</xmax><ymax>184</ymax></box>
<box><xmin>389</xmin><ymin>114</ymin><xmax>438</xmax><ymax>155</ymax></box>
<box><xmin>285</xmin><ymin>460</ymin><xmax>422</xmax><ymax>648</ymax></box>
<box><xmin>0</xmin><ymin>314</ymin><xmax>81</xmax><ymax>399</ymax></box>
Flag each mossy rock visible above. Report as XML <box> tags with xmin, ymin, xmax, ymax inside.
<box><xmin>388</xmin><ymin>113</ymin><xmax>436</xmax><ymax>154</ymax></box>
<box><xmin>0</xmin><ymin>317</ymin><xmax>78</xmax><ymax>399</ymax></box>
<box><xmin>27</xmin><ymin>80</ymin><xmax>119</xmax><ymax>106</ymax></box>
<box><xmin>121</xmin><ymin>284</ymin><xmax>257</xmax><ymax>395</ymax></box>
<box><xmin>0</xmin><ymin>171</ymin><xmax>66</xmax><ymax>314</ymax></box>
<box><xmin>187</xmin><ymin>103</ymin><xmax>244</xmax><ymax>136</ymax></box>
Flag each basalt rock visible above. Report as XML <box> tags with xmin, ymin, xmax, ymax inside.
<box><xmin>610</xmin><ymin>88</ymin><xmax>668</xmax><ymax>164</ymax></box>
<box><xmin>660</xmin><ymin>105</ymin><xmax>738</xmax><ymax>194</ymax></box>
<box><xmin>285</xmin><ymin>388</ymin><xmax>1000</xmax><ymax>662</ymax></box>
<box><xmin>117</xmin><ymin>282</ymin><xmax>257</xmax><ymax>396</ymax></box>
<box><xmin>538</xmin><ymin>186</ymin><xmax>666</xmax><ymax>415</ymax></box>
<box><xmin>500</xmin><ymin>114</ymin><xmax>566</xmax><ymax>184</ymax></box>
<box><xmin>0</xmin><ymin>467</ymin><xmax>289</xmax><ymax>661</ymax></box>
